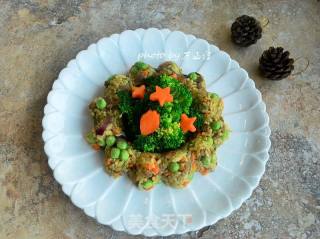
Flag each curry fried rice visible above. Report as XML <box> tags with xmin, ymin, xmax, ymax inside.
<box><xmin>86</xmin><ymin>61</ymin><xmax>230</xmax><ymax>190</ymax></box>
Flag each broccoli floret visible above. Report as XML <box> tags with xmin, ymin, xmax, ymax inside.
<box><xmin>118</xmin><ymin>73</ymin><xmax>196</xmax><ymax>153</ymax></box>
<box><xmin>172</xmin><ymin>85</ymin><xmax>192</xmax><ymax>114</ymax></box>
<box><xmin>117</xmin><ymin>91</ymin><xmax>133</xmax><ymax>115</ymax></box>
<box><xmin>117</xmin><ymin>90</ymin><xmax>141</xmax><ymax>140</ymax></box>
<box><xmin>148</xmin><ymin>74</ymin><xmax>192</xmax><ymax>114</ymax></box>
<box><xmin>189</xmin><ymin>99</ymin><xmax>204</xmax><ymax>130</ymax></box>
<box><xmin>134</xmin><ymin>134</ymin><xmax>157</xmax><ymax>152</ymax></box>
<box><xmin>156</xmin><ymin>103</ymin><xmax>173</xmax><ymax>127</ymax></box>
<box><xmin>133</xmin><ymin>122</ymin><xmax>185</xmax><ymax>152</ymax></box>
<box><xmin>156</xmin><ymin>122</ymin><xmax>185</xmax><ymax>150</ymax></box>
<box><xmin>148</xmin><ymin>74</ymin><xmax>179</xmax><ymax>89</ymax></box>
<box><xmin>160</xmin><ymin>112</ymin><xmax>173</xmax><ymax>128</ymax></box>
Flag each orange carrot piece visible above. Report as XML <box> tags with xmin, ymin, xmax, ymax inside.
<box><xmin>192</xmin><ymin>161</ymin><xmax>197</xmax><ymax>171</ymax></box>
<box><xmin>149</xmin><ymin>86</ymin><xmax>173</xmax><ymax>107</ymax></box>
<box><xmin>182</xmin><ymin>180</ymin><xmax>190</xmax><ymax>187</ymax></box>
<box><xmin>141</xmin><ymin>70</ymin><xmax>149</xmax><ymax>78</ymax></box>
<box><xmin>152</xmin><ymin>164</ymin><xmax>160</xmax><ymax>174</ymax></box>
<box><xmin>145</xmin><ymin>162</ymin><xmax>160</xmax><ymax>174</ymax></box>
<box><xmin>145</xmin><ymin>186</ymin><xmax>154</xmax><ymax>191</ymax></box>
<box><xmin>140</xmin><ymin>110</ymin><xmax>160</xmax><ymax>136</ymax></box>
<box><xmin>200</xmin><ymin>169</ymin><xmax>209</xmax><ymax>175</ymax></box>
<box><xmin>191</xmin><ymin>152</ymin><xmax>196</xmax><ymax>161</ymax></box>
<box><xmin>171</xmin><ymin>73</ymin><xmax>177</xmax><ymax>79</ymax></box>
<box><xmin>92</xmin><ymin>144</ymin><xmax>100</xmax><ymax>150</ymax></box>
<box><xmin>132</xmin><ymin>85</ymin><xmax>146</xmax><ymax>99</ymax></box>
<box><xmin>145</xmin><ymin>163</ymin><xmax>153</xmax><ymax>170</ymax></box>
<box><xmin>180</xmin><ymin>113</ymin><xmax>197</xmax><ymax>133</ymax></box>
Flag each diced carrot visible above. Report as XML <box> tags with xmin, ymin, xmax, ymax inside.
<box><xmin>145</xmin><ymin>186</ymin><xmax>154</xmax><ymax>191</ymax></box>
<box><xmin>140</xmin><ymin>110</ymin><xmax>160</xmax><ymax>135</ymax></box>
<box><xmin>191</xmin><ymin>152</ymin><xmax>196</xmax><ymax>161</ymax></box>
<box><xmin>182</xmin><ymin>180</ymin><xmax>190</xmax><ymax>187</ymax></box>
<box><xmin>132</xmin><ymin>85</ymin><xmax>146</xmax><ymax>99</ymax></box>
<box><xmin>145</xmin><ymin>163</ymin><xmax>153</xmax><ymax>170</ymax></box>
<box><xmin>141</xmin><ymin>70</ymin><xmax>149</xmax><ymax>78</ymax></box>
<box><xmin>149</xmin><ymin>86</ymin><xmax>173</xmax><ymax>107</ymax></box>
<box><xmin>105</xmin><ymin>159</ymin><xmax>112</xmax><ymax>165</ymax></box>
<box><xmin>200</xmin><ymin>169</ymin><xmax>209</xmax><ymax>175</ymax></box>
<box><xmin>92</xmin><ymin>144</ymin><xmax>100</xmax><ymax>150</ymax></box>
<box><xmin>180</xmin><ymin>164</ymin><xmax>186</xmax><ymax>171</ymax></box>
<box><xmin>152</xmin><ymin>164</ymin><xmax>160</xmax><ymax>174</ymax></box>
<box><xmin>145</xmin><ymin>162</ymin><xmax>160</xmax><ymax>175</ymax></box>
<box><xmin>112</xmin><ymin>126</ymin><xmax>122</xmax><ymax>136</ymax></box>
<box><xmin>171</xmin><ymin>73</ymin><xmax>177</xmax><ymax>79</ymax></box>
<box><xmin>192</xmin><ymin>161</ymin><xmax>197</xmax><ymax>171</ymax></box>
<box><xmin>180</xmin><ymin>113</ymin><xmax>197</xmax><ymax>133</ymax></box>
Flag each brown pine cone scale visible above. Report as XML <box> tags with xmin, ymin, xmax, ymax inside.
<box><xmin>259</xmin><ymin>47</ymin><xmax>294</xmax><ymax>80</ymax></box>
<box><xmin>231</xmin><ymin>15</ymin><xmax>262</xmax><ymax>47</ymax></box>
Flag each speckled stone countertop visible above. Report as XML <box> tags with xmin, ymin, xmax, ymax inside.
<box><xmin>0</xmin><ymin>0</ymin><xmax>319</xmax><ymax>238</ymax></box>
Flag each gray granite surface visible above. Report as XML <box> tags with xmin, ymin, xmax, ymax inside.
<box><xmin>0</xmin><ymin>0</ymin><xmax>319</xmax><ymax>238</ymax></box>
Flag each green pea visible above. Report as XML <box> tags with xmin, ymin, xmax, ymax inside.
<box><xmin>85</xmin><ymin>132</ymin><xmax>96</xmax><ymax>144</ymax></box>
<box><xmin>206</xmin><ymin>137</ymin><xmax>214</xmax><ymax>146</ymax></box>
<box><xmin>117</xmin><ymin>139</ymin><xmax>128</xmax><ymax>150</ymax></box>
<box><xmin>142</xmin><ymin>179</ymin><xmax>153</xmax><ymax>189</ymax></box>
<box><xmin>135</xmin><ymin>61</ymin><xmax>148</xmax><ymax>70</ymax></box>
<box><xmin>188</xmin><ymin>173</ymin><xmax>194</xmax><ymax>180</ymax></box>
<box><xmin>111</xmin><ymin>147</ymin><xmax>120</xmax><ymax>159</ymax></box>
<box><xmin>96</xmin><ymin>97</ymin><xmax>107</xmax><ymax>110</ymax></box>
<box><xmin>211</xmin><ymin>154</ymin><xmax>217</xmax><ymax>164</ymax></box>
<box><xmin>222</xmin><ymin>130</ymin><xmax>230</xmax><ymax>140</ymax></box>
<box><xmin>169</xmin><ymin>162</ymin><xmax>180</xmax><ymax>173</ymax></box>
<box><xmin>106</xmin><ymin>135</ymin><xmax>116</xmax><ymax>147</ymax></box>
<box><xmin>209</xmin><ymin>92</ymin><xmax>219</xmax><ymax>100</ymax></box>
<box><xmin>201</xmin><ymin>156</ymin><xmax>211</xmax><ymax>168</ymax></box>
<box><xmin>188</xmin><ymin>72</ymin><xmax>198</xmax><ymax>81</ymax></box>
<box><xmin>97</xmin><ymin>137</ymin><xmax>105</xmax><ymax>147</ymax></box>
<box><xmin>120</xmin><ymin>149</ymin><xmax>129</xmax><ymax>161</ymax></box>
<box><xmin>211</xmin><ymin>121</ymin><xmax>221</xmax><ymax>131</ymax></box>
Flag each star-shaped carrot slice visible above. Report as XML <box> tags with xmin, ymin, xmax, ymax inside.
<box><xmin>140</xmin><ymin>110</ymin><xmax>160</xmax><ymax>136</ymax></box>
<box><xmin>180</xmin><ymin>113</ymin><xmax>197</xmax><ymax>133</ymax></box>
<box><xmin>150</xmin><ymin>86</ymin><xmax>173</xmax><ymax>106</ymax></box>
<box><xmin>132</xmin><ymin>85</ymin><xmax>146</xmax><ymax>99</ymax></box>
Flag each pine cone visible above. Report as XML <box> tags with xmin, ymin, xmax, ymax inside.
<box><xmin>259</xmin><ymin>47</ymin><xmax>294</xmax><ymax>80</ymax></box>
<box><xmin>231</xmin><ymin>15</ymin><xmax>262</xmax><ymax>47</ymax></box>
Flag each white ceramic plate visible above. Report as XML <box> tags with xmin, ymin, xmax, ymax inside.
<box><xmin>42</xmin><ymin>28</ymin><xmax>271</xmax><ymax>237</ymax></box>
